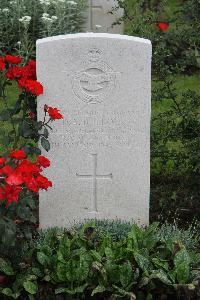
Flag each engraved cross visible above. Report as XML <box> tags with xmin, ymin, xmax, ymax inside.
<box><xmin>76</xmin><ymin>154</ymin><xmax>112</xmax><ymax>212</ymax></box>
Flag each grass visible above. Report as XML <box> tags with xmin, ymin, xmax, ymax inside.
<box><xmin>152</xmin><ymin>74</ymin><xmax>200</xmax><ymax>113</ymax></box>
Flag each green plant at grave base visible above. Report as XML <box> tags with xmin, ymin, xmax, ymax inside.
<box><xmin>0</xmin><ymin>54</ymin><xmax>63</xmax><ymax>270</ymax></box>
<box><xmin>0</xmin><ymin>0</ymin><xmax>87</xmax><ymax>58</ymax></box>
<box><xmin>0</xmin><ymin>222</ymin><xmax>199</xmax><ymax>299</ymax></box>
<box><xmin>74</xmin><ymin>219</ymin><xmax>133</xmax><ymax>242</ymax></box>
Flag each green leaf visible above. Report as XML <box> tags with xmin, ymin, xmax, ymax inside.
<box><xmin>134</xmin><ymin>252</ymin><xmax>149</xmax><ymax>272</ymax></box>
<box><xmin>18</xmin><ymin>120</ymin><xmax>34</xmax><ymax>137</ymax></box>
<box><xmin>174</xmin><ymin>249</ymin><xmax>190</xmax><ymax>267</ymax></box>
<box><xmin>150</xmin><ymin>270</ymin><xmax>172</xmax><ymax>285</ymax></box>
<box><xmin>1</xmin><ymin>288</ymin><xmax>13</xmax><ymax>297</ymax></box>
<box><xmin>35</xmin><ymin>121</ymin><xmax>43</xmax><ymax>130</ymax></box>
<box><xmin>174</xmin><ymin>249</ymin><xmax>190</xmax><ymax>283</ymax></box>
<box><xmin>23</xmin><ymin>281</ymin><xmax>38</xmax><ymax>295</ymax></box>
<box><xmin>31</xmin><ymin>147</ymin><xmax>41</xmax><ymax>155</ymax></box>
<box><xmin>55</xmin><ymin>287</ymin><xmax>67</xmax><ymax>294</ymax></box>
<box><xmin>176</xmin><ymin>263</ymin><xmax>190</xmax><ymax>284</ymax></box>
<box><xmin>31</xmin><ymin>267</ymin><xmax>43</xmax><ymax>277</ymax></box>
<box><xmin>127</xmin><ymin>225</ymin><xmax>142</xmax><ymax>250</ymax></box>
<box><xmin>91</xmin><ymin>285</ymin><xmax>106</xmax><ymax>296</ymax></box>
<box><xmin>145</xmin><ymin>222</ymin><xmax>159</xmax><ymax>236</ymax></box>
<box><xmin>152</xmin><ymin>258</ymin><xmax>169</xmax><ymax>271</ymax></box>
<box><xmin>37</xmin><ymin>252</ymin><xmax>48</xmax><ymax>265</ymax></box>
<box><xmin>90</xmin><ymin>250</ymin><xmax>102</xmax><ymax>261</ymax></box>
<box><xmin>112</xmin><ymin>285</ymin><xmax>127</xmax><ymax>297</ymax></box>
<box><xmin>0</xmin><ymin>258</ymin><xmax>14</xmax><ymax>275</ymax></box>
<box><xmin>43</xmin><ymin>127</ymin><xmax>49</xmax><ymax>138</ymax></box>
<box><xmin>105</xmin><ymin>247</ymin><xmax>114</xmax><ymax>260</ymax></box>
<box><xmin>43</xmin><ymin>275</ymin><xmax>51</xmax><ymax>281</ymax></box>
<box><xmin>55</xmin><ymin>283</ymin><xmax>87</xmax><ymax>295</ymax></box>
<box><xmin>78</xmin><ymin>253</ymin><xmax>91</xmax><ymax>281</ymax></box>
<box><xmin>56</xmin><ymin>262</ymin><xmax>66</xmax><ymax>281</ymax></box>
<box><xmin>41</xmin><ymin>137</ymin><xmax>50</xmax><ymax>152</ymax></box>
<box><xmin>138</xmin><ymin>276</ymin><xmax>149</xmax><ymax>288</ymax></box>
<box><xmin>119</xmin><ymin>261</ymin><xmax>133</xmax><ymax>288</ymax></box>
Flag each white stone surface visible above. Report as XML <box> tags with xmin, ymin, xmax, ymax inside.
<box><xmin>37</xmin><ymin>33</ymin><xmax>152</xmax><ymax>228</ymax></box>
<box><xmin>85</xmin><ymin>0</ymin><xmax>124</xmax><ymax>34</ymax></box>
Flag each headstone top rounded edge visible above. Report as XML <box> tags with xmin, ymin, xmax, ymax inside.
<box><xmin>36</xmin><ymin>33</ymin><xmax>151</xmax><ymax>46</ymax></box>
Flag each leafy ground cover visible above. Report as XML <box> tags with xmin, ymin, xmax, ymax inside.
<box><xmin>0</xmin><ymin>221</ymin><xmax>199</xmax><ymax>299</ymax></box>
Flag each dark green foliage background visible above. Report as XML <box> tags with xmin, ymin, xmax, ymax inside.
<box><xmin>116</xmin><ymin>0</ymin><xmax>200</xmax><ymax>225</ymax></box>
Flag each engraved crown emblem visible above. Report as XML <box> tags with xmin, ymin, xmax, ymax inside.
<box><xmin>88</xmin><ymin>48</ymin><xmax>102</xmax><ymax>62</ymax></box>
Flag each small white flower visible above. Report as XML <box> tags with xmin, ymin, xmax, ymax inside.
<box><xmin>2</xmin><ymin>8</ymin><xmax>10</xmax><ymax>13</ymax></box>
<box><xmin>67</xmin><ymin>1</ymin><xmax>77</xmax><ymax>5</ymax></box>
<box><xmin>10</xmin><ymin>0</ymin><xmax>17</xmax><ymax>5</ymax></box>
<box><xmin>17</xmin><ymin>41</ymin><xmax>21</xmax><ymax>45</ymax></box>
<box><xmin>42</xmin><ymin>15</ymin><xmax>53</xmax><ymax>23</ymax></box>
<box><xmin>51</xmin><ymin>15</ymin><xmax>58</xmax><ymax>21</ymax></box>
<box><xmin>39</xmin><ymin>0</ymin><xmax>51</xmax><ymax>5</ymax></box>
<box><xmin>42</xmin><ymin>13</ymin><xmax>50</xmax><ymax>18</ymax></box>
<box><xmin>19</xmin><ymin>16</ymin><xmax>32</xmax><ymax>24</ymax></box>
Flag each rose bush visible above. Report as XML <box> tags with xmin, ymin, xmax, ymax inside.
<box><xmin>0</xmin><ymin>54</ymin><xmax>63</xmax><ymax>266</ymax></box>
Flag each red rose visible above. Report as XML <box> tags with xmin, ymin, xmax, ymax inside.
<box><xmin>5</xmin><ymin>66</ymin><xmax>22</xmax><ymax>80</ymax></box>
<box><xmin>26</xmin><ymin>80</ymin><xmax>43</xmax><ymax>96</ymax></box>
<box><xmin>23</xmin><ymin>175</ymin><xmax>39</xmax><ymax>193</ymax></box>
<box><xmin>26</xmin><ymin>60</ymin><xmax>36</xmax><ymax>80</ymax></box>
<box><xmin>18</xmin><ymin>78</ymin><xmax>43</xmax><ymax>96</ymax></box>
<box><xmin>0</xmin><ymin>185</ymin><xmax>22</xmax><ymax>205</ymax></box>
<box><xmin>37</xmin><ymin>155</ymin><xmax>50</xmax><ymax>168</ymax></box>
<box><xmin>0</xmin><ymin>165</ymin><xmax>13</xmax><ymax>176</ymax></box>
<box><xmin>18</xmin><ymin>77</ymin><xmax>27</xmax><ymax>88</ymax></box>
<box><xmin>36</xmin><ymin>174</ymin><xmax>52</xmax><ymax>190</ymax></box>
<box><xmin>9</xmin><ymin>149</ymin><xmax>27</xmax><ymax>160</ymax></box>
<box><xmin>5</xmin><ymin>185</ymin><xmax>22</xmax><ymax>206</ymax></box>
<box><xmin>0</xmin><ymin>157</ymin><xmax>6</xmax><ymax>165</ymax></box>
<box><xmin>47</xmin><ymin>107</ymin><xmax>63</xmax><ymax>120</ymax></box>
<box><xmin>20</xmin><ymin>61</ymin><xmax>36</xmax><ymax>80</ymax></box>
<box><xmin>0</xmin><ymin>57</ymin><xmax>6</xmax><ymax>71</ymax></box>
<box><xmin>5</xmin><ymin>171</ymin><xmax>24</xmax><ymax>186</ymax></box>
<box><xmin>157</xmin><ymin>22</ymin><xmax>169</xmax><ymax>31</ymax></box>
<box><xmin>5</xmin><ymin>54</ymin><xmax>22</xmax><ymax>65</ymax></box>
<box><xmin>16</xmin><ymin>160</ymin><xmax>41</xmax><ymax>175</ymax></box>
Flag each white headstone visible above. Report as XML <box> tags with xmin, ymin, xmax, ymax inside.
<box><xmin>85</xmin><ymin>0</ymin><xmax>124</xmax><ymax>34</ymax></box>
<box><xmin>37</xmin><ymin>33</ymin><xmax>152</xmax><ymax>228</ymax></box>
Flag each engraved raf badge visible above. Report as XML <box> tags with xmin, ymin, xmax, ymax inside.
<box><xmin>72</xmin><ymin>48</ymin><xmax>118</xmax><ymax>104</ymax></box>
